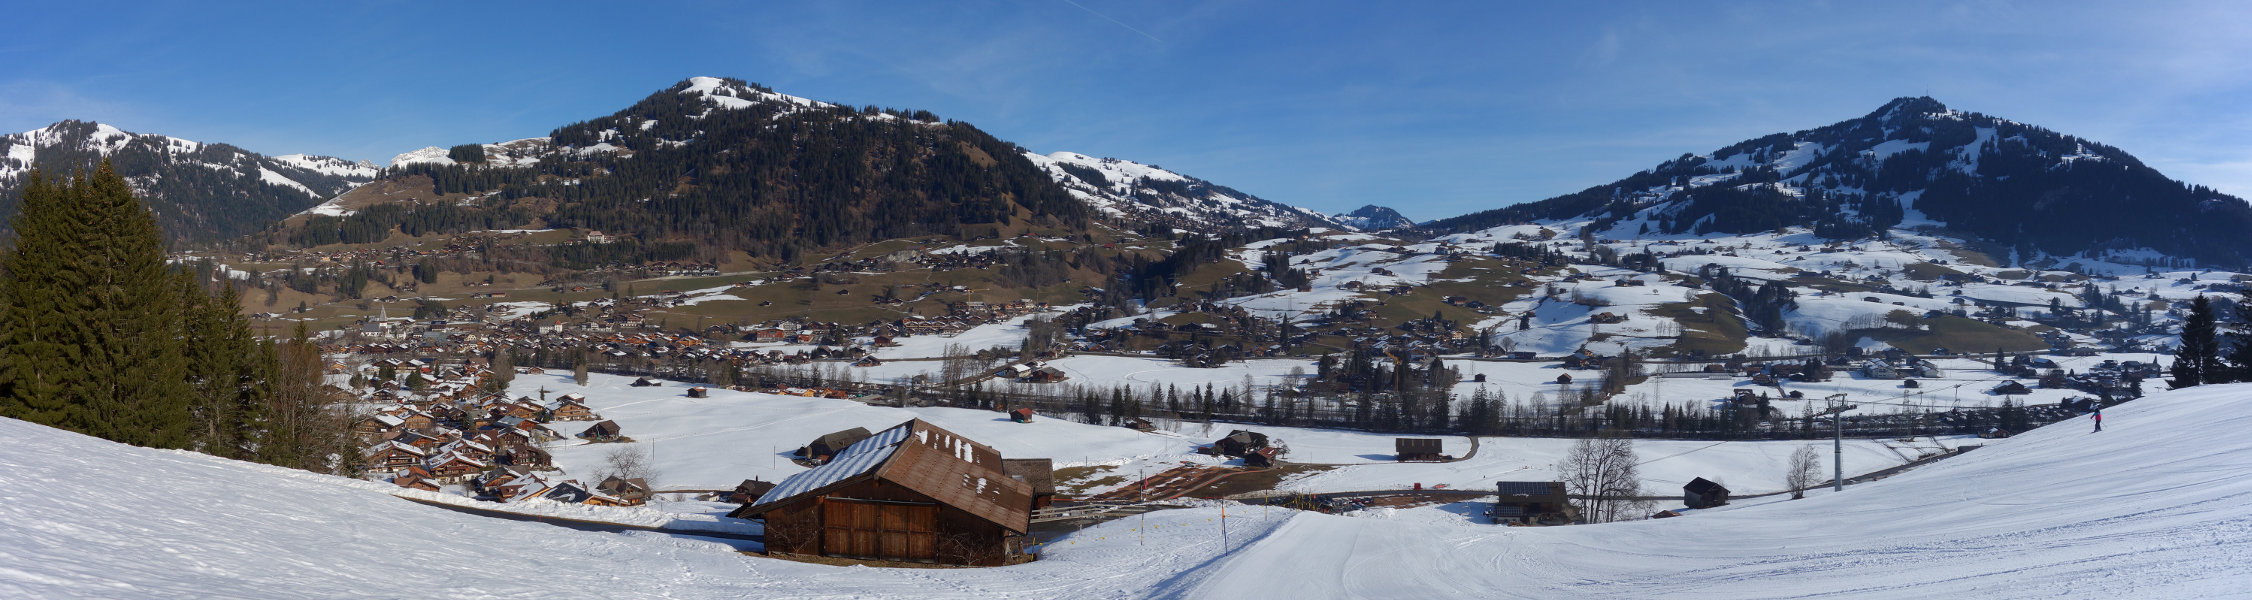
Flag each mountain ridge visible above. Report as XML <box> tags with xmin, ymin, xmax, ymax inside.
<box><xmin>0</xmin><ymin>120</ymin><xmax>377</xmax><ymax>244</ymax></box>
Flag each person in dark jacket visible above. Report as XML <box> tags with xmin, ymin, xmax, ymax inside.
<box><xmin>2091</xmin><ymin>409</ymin><xmax>2102</xmax><ymax>433</ymax></box>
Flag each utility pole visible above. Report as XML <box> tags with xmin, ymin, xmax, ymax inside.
<box><xmin>1819</xmin><ymin>393</ymin><xmax>1857</xmax><ymax>492</ymax></box>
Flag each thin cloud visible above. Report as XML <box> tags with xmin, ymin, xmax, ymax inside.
<box><xmin>1058</xmin><ymin>0</ymin><xmax>1162</xmax><ymax>43</ymax></box>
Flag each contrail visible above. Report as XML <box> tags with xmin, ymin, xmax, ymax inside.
<box><xmin>1059</xmin><ymin>0</ymin><xmax>1163</xmax><ymax>43</ymax></box>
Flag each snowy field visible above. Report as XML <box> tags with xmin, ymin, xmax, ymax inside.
<box><xmin>1281</xmin><ymin>434</ymin><xmax>1955</xmax><ymax>496</ymax></box>
<box><xmin>523</xmin><ymin>373</ymin><xmax>1964</xmax><ymax>499</ymax></box>
<box><xmin>6</xmin><ymin>383</ymin><xmax>2249</xmax><ymax>597</ymax></box>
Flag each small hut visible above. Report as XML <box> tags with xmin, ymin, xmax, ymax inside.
<box><xmin>631</xmin><ymin>376</ymin><xmax>662</xmax><ymax>387</ymax></box>
<box><xmin>1683</xmin><ymin>477</ymin><xmax>1730</xmax><ymax>509</ymax></box>
<box><xmin>687</xmin><ymin>386</ymin><xmax>709</xmax><ymax>398</ymax></box>
<box><xmin>1009</xmin><ymin>408</ymin><xmax>1035</xmax><ymax>423</ymax></box>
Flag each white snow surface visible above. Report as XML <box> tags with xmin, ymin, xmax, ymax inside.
<box><xmin>386</xmin><ymin>146</ymin><xmax>455</xmax><ymax>168</ymax></box>
<box><xmin>5</xmin><ymin>382</ymin><xmax>2252</xmax><ymax>597</ymax></box>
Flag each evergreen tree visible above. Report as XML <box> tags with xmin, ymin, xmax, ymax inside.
<box><xmin>183</xmin><ymin>281</ymin><xmax>271</xmax><ymax>459</ymax></box>
<box><xmin>2225</xmin><ymin>287</ymin><xmax>2252</xmax><ymax>382</ymax></box>
<box><xmin>0</xmin><ymin>163</ymin><xmax>192</xmax><ymax>448</ymax></box>
<box><xmin>2171</xmin><ymin>295</ymin><xmax>2221</xmax><ymax>388</ymax></box>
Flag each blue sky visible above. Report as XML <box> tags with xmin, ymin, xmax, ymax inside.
<box><xmin>6</xmin><ymin>1</ymin><xmax>2250</xmax><ymax>220</ymax></box>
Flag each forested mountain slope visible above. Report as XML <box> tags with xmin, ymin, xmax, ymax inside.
<box><xmin>0</xmin><ymin>120</ymin><xmax>375</xmax><ymax>244</ymax></box>
<box><xmin>1426</xmin><ymin>97</ymin><xmax>2252</xmax><ymax>267</ymax></box>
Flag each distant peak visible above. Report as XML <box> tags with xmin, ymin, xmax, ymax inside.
<box><xmin>1869</xmin><ymin>96</ymin><xmax>1949</xmax><ymax>121</ymax></box>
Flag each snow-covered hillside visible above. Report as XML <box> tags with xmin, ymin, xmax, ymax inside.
<box><xmin>1024</xmin><ymin>151</ymin><xmax>1346</xmax><ymax>232</ymax></box>
<box><xmin>5</xmin><ymin>382</ymin><xmax>2247</xmax><ymax>597</ymax></box>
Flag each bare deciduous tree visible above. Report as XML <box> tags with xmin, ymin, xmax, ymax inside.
<box><xmin>1786</xmin><ymin>444</ymin><xmax>1824</xmax><ymax>499</ymax></box>
<box><xmin>1556</xmin><ymin>429</ymin><xmax>1653</xmax><ymax>523</ymax></box>
<box><xmin>597</xmin><ymin>444</ymin><xmax>655</xmax><ymax>487</ymax></box>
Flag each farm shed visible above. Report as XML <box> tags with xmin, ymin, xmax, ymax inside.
<box><xmin>1395</xmin><ymin>438</ymin><xmax>1446</xmax><ymax>462</ymax></box>
<box><xmin>730</xmin><ymin>419</ymin><xmax>1033</xmax><ymax>566</ymax></box>
<box><xmin>1493</xmin><ymin>481</ymin><xmax>1572</xmax><ymax>525</ymax></box>
<box><xmin>1684</xmin><ymin>477</ymin><xmax>1731</xmax><ymax>509</ymax></box>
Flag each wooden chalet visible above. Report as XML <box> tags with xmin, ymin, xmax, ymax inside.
<box><xmin>495</xmin><ymin>444</ymin><xmax>552</xmax><ymax>469</ymax></box>
<box><xmin>1208</xmin><ymin>430</ymin><xmax>1270</xmax><ymax>458</ymax></box>
<box><xmin>547</xmin><ymin>397</ymin><xmax>597</xmax><ymax>422</ymax></box>
<box><xmin>366</xmin><ymin>440</ymin><xmax>429</xmax><ymax>470</ymax></box>
<box><xmin>393</xmin><ymin>473</ymin><xmax>442</xmax><ymax>493</ymax></box>
<box><xmin>1009</xmin><ymin>408</ymin><xmax>1035</xmax><ymax>423</ymax></box>
<box><xmin>730</xmin><ymin>419</ymin><xmax>1034</xmax><ymax>566</ymax></box>
<box><xmin>687</xmin><ymin>386</ymin><xmax>710</xmax><ymax>398</ymax></box>
<box><xmin>1683</xmin><ymin>477</ymin><xmax>1730</xmax><ymax>509</ymax></box>
<box><xmin>1395</xmin><ymin>438</ymin><xmax>1446</xmax><ymax>462</ymax></box>
<box><xmin>596</xmin><ymin>476</ymin><xmax>652</xmax><ymax>506</ymax></box>
<box><xmin>577</xmin><ymin>420</ymin><xmax>623</xmax><ymax>442</ymax></box>
<box><xmin>1492</xmin><ymin>481</ymin><xmax>1572</xmax><ymax>525</ymax></box>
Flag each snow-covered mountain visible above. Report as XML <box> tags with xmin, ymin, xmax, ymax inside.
<box><xmin>1023</xmin><ymin>151</ymin><xmax>1346</xmax><ymax>232</ymax></box>
<box><xmin>1427</xmin><ymin>97</ymin><xmax>2252</xmax><ymax>267</ymax></box>
<box><xmin>4</xmin><ymin>377</ymin><xmax>2248</xmax><ymax>597</ymax></box>
<box><xmin>0</xmin><ymin>120</ymin><xmax>377</xmax><ymax>242</ymax></box>
<box><xmin>1330</xmin><ymin>204</ymin><xmax>1414</xmax><ymax>231</ymax></box>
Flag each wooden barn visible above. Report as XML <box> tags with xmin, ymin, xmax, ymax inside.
<box><xmin>1395</xmin><ymin>438</ymin><xmax>1446</xmax><ymax>462</ymax></box>
<box><xmin>1491</xmin><ymin>481</ymin><xmax>1572</xmax><ymax>525</ymax></box>
<box><xmin>799</xmin><ymin>427</ymin><xmax>873</xmax><ymax>463</ymax></box>
<box><xmin>1002</xmin><ymin>458</ymin><xmax>1056</xmax><ymax>509</ymax></box>
<box><xmin>1208</xmin><ymin>430</ymin><xmax>1270</xmax><ymax>458</ymax></box>
<box><xmin>1009</xmin><ymin>408</ymin><xmax>1035</xmax><ymax>423</ymax></box>
<box><xmin>730</xmin><ymin>419</ymin><xmax>1034</xmax><ymax>566</ymax></box>
<box><xmin>1684</xmin><ymin>477</ymin><xmax>1730</xmax><ymax>509</ymax></box>
<box><xmin>729</xmin><ymin>479</ymin><xmax>777</xmax><ymax>504</ymax></box>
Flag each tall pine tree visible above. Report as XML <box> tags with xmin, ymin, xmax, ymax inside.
<box><xmin>2171</xmin><ymin>295</ymin><xmax>2221</xmax><ymax>388</ymax></box>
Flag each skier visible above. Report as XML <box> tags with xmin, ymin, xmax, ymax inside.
<box><xmin>2091</xmin><ymin>408</ymin><xmax>2102</xmax><ymax>433</ymax></box>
